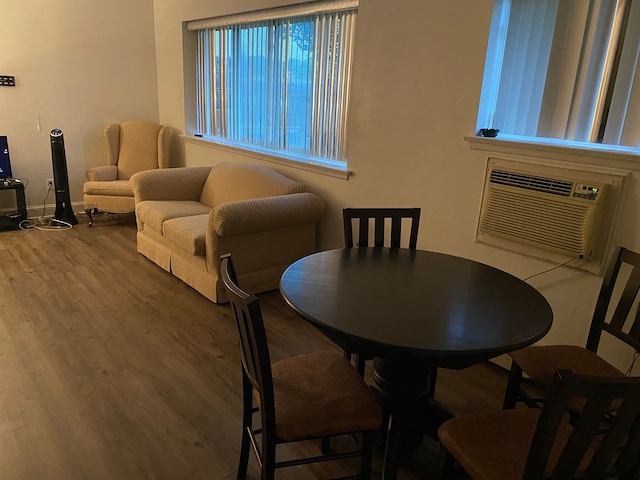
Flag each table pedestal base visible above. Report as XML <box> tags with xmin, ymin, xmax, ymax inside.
<box><xmin>372</xmin><ymin>356</ymin><xmax>454</xmax><ymax>480</ymax></box>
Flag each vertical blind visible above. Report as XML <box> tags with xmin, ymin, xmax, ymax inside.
<box><xmin>478</xmin><ymin>0</ymin><xmax>640</xmax><ymax>149</ymax></box>
<box><xmin>188</xmin><ymin>2</ymin><xmax>358</xmax><ymax>162</ymax></box>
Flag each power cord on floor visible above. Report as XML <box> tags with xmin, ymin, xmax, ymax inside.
<box><xmin>19</xmin><ymin>217</ymin><xmax>73</xmax><ymax>231</ymax></box>
<box><xmin>2</xmin><ymin>178</ymin><xmax>74</xmax><ymax>232</ymax></box>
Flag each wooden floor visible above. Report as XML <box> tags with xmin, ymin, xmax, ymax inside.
<box><xmin>0</xmin><ymin>213</ymin><xmax>513</xmax><ymax>479</ymax></box>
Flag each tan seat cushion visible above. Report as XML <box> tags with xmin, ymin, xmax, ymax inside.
<box><xmin>83</xmin><ymin>179</ymin><xmax>133</xmax><ymax>197</ymax></box>
<box><xmin>162</xmin><ymin>214</ymin><xmax>208</xmax><ymax>256</ymax></box>
<box><xmin>271</xmin><ymin>351</ymin><xmax>382</xmax><ymax>441</ymax></box>
<box><xmin>510</xmin><ymin>345</ymin><xmax>625</xmax><ymax>388</ymax></box>
<box><xmin>136</xmin><ymin>200</ymin><xmax>212</xmax><ymax>234</ymax></box>
<box><xmin>509</xmin><ymin>345</ymin><xmax>625</xmax><ymax>412</ymax></box>
<box><xmin>438</xmin><ymin>409</ymin><xmax>586</xmax><ymax>480</ymax></box>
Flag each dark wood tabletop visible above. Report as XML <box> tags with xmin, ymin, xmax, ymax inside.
<box><xmin>280</xmin><ymin>247</ymin><xmax>553</xmax><ymax>369</ymax></box>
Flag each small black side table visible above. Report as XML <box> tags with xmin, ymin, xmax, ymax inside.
<box><xmin>0</xmin><ymin>181</ymin><xmax>28</xmax><ymax>230</ymax></box>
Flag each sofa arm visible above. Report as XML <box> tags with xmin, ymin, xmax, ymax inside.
<box><xmin>210</xmin><ymin>192</ymin><xmax>325</xmax><ymax>237</ymax></box>
<box><xmin>86</xmin><ymin>165</ymin><xmax>117</xmax><ymax>182</ymax></box>
<box><xmin>130</xmin><ymin>166</ymin><xmax>212</xmax><ymax>203</ymax></box>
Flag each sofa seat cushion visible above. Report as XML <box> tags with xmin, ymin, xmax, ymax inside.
<box><xmin>163</xmin><ymin>214</ymin><xmax>208</xmax><ymax>256</ymax></box>
<box><xmin>83</xmin><ymin>179</ymin><xmax>133</xmax><ymax>197</ymax></box>
<box><xmin>136</xmin><ymin>200</ymin><xmax>211</xmax><ymax>234</ymax></box>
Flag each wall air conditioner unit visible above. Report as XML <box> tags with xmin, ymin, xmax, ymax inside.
<box><xmin>476</xmin><ymin>156</ymin><xmax>628</xmax><ymax>274</ymax></box>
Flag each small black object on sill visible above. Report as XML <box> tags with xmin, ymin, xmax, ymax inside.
<box><xmin>479</xmin><ymin>128</ymin><xmax>499</xmax><ymax>138</ymax></box>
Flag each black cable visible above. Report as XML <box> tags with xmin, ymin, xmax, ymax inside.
<box><xmin>627</xmin><ymin>341</ymin><xmax>640</xmax><ymax>376</ymax></box>
<box><xmin>41</xmin><ymin>185</ymin><xmax>52</xmax><ymax>218</ymax></box>
<box><xmin>523</xmin><ymin>258</ymin><xmax>575</xmax><ymax>282</ymax></box>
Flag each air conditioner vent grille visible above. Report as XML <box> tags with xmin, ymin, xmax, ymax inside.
<box><xmin>490</xmin><ymin>169</ymin><xmax>573</xmax><ymax>197</ymax></box>
<box><xmin>481</xmin><ymin>189</ymin><xmax>593</xmax><ymax>256</ymax></box>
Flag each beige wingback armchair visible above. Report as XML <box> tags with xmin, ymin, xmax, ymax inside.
<box><xmin>130</xmin><ymin>162</ymin><xmax>325</xmax><ymax>303</ymax></box>
<box><xmin>83</xmin><ymin>120</ymin><xmax>170</xmax><ymax>226</ymax></box>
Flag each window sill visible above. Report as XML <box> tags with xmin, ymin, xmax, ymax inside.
<box><xmin>465</xmin><ymin>134</ymin><xmax>640</xmax><ymax>170</ymax></box>
<box><xmin>182</xmin><ymin>135</ymin><xmax>353</xmax><ymax>180</ymax></box>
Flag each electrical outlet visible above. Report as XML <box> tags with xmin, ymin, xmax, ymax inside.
<box><xmin>46</xmin><ymin>178</ymin><xmax>54</xmax><ymax>190</ymax></box>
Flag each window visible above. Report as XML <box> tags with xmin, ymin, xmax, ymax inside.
<box><xmin>478</xmin><ymin>0</ymin><xmax>640</xmax><ymax>150</ymax></box>
<box><xmin>187</xmin><ymin>1</ymin><xmax>358</xmax><ymax>166</ymax></box>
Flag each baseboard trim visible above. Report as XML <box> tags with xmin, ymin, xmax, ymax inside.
<box><xmin>1</xmin><ymin>201</ymin><xmax>87</xmax><ymax>219</ymax></box>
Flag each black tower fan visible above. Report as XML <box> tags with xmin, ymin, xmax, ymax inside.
<box><xmin>49</xmin><ymin>129</ymin><xmax>78</xmax><ymax>225</ymax></box>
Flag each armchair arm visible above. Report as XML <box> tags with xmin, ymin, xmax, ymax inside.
<box><xmin>104</xmin><ymin>124</ymin><xmax>120</xmax><ymax>166</ymax></box>
<box><xmin>130</xmin><ymin>166</ymin><xmax>212</xmax><ymax>203</ymax></box>
<box><xmin>210</xmin><ymin>192</ymin><xmax>325</xmax><ymax>237</ymax></box>
<box><xmin>157</xmin><ymin>126</ymin><xmax>170</xmax><ymax>169</ymax></box>
<box><xmin>86</xmin><ymin>165</ymin><xmax>117</xmax><ymax>182</ymax></box>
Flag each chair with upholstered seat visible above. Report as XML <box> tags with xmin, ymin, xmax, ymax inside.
<box><xmin>83</xmin><ymin>120</ymin><xmax>170</xmax><ymax>226</ymax></box>
<box><xmin>342</xmin><ymin>208</ymin><xmax>424</xmax><ymax>381</ymax></box>
<box><xmin>221</xmin><ymin>254</ymin><xmax>382</xmax><ymax>480</ymax></box>
<box><xmin>503</xmin><ymin>247</ymin><xmax>640</xmax><ymax>412</ymax></box>
<box><xmin>438</xmin><ymin>369</ymin><xmax>640</xmax><ymax>480</ymax></box>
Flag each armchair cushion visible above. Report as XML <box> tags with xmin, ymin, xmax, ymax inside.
<box><xmin>83</xmin><ymin>179</ymin><xmax>132</xmax><ymax>197</ymax></box>
<box><xmin>86</xmin><ymin>165</ymin><xmax>118</xmax><ymax>182</ymax></box>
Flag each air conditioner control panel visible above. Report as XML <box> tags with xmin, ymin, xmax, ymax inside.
<box><xmin>573</xmin><ymin>184</ymin><xmax>602</xmax><ymax>201</ymax></box>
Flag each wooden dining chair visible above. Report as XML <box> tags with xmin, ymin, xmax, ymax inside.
<box><xmin>438</xmin><ymin>369</ymin><xmax>640</xmax><ymax>480</ymax></box>
<box><xmin>342</xmin><ymin>207</ymin><xmax>421</xmax><ymax>249</ymax></box>
<box><xmin>220</xmin><ymin>254</ymin><xmax>382</xmax><ymax>480</ymax></box>
<box><xmin>341</xmin><ymin>208</ymin><xmax>434</xmax><ymax>389</ymax></box>
<box><xmin>503</xmin><ymin>247</ymin><xmax>640</xmax><ymax>412</ymax></box>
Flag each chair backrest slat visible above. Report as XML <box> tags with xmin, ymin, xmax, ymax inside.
<box><xmin>628</xmin><ymin>307</ymin><xmax>640</xmax><ymax>343</ymax></box>
<box><xmin>374</xmin><ymin>216</ymin><xmax>386</xmax><ymax>247</ymax></box>
<box><xmin>586</xmin><ymin>247</ymin><xmax>640</xmax><ymax>352</ymax></box>
<box><xmin>554</xmin><ymin>394</ymin><xmax>618</xmax><ymax>476</ymax></box>
<box><xmin>588</xmin><ymin>388</ymin><xmax>640</xmax><ymax>475</ymax></box>
<box><xmin>343</xmin><ymin>207</ymin><xmax>421</xmax><ymax>250</ymax></box>
<box><xmin>235</xmin><ymin>306</ymin><xmax>260</xmax><ymax>388</ymax></box>
<box><xmin>357</xmin><ymin>217</ymin><xmax>370</xmax><ymax>248</ymax></box>
<box><xmin>522</xmin><ymin>370</ymin><xmax>640</xmax><ymax>480</ymax></box>
<box><xmin>389</xmin><ymin>216</ymin><xmax>402</xmax><ymax>248</ymax></box>
<box><xmin>220</xmin><ymin>254</ymin><xmax>276</xmax><ymax>417</ymax></box>
<box><xmin>608</xmin><ymin>268</ymin><xmax>640</xmax><ymax>331</ymax></box>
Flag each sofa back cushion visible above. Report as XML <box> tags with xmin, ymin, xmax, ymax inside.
<box><xmin>199</xmin><ymin>162</ymin><xmax>309</xmax><ymax>208</ymax></box>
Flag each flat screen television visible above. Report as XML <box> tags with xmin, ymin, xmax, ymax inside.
<box><xmin>0</xmin><ymin>136</ymin><xmax>13</xmax><ymax>180</ymax></box>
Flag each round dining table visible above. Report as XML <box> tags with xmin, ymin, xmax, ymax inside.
<box><xmin>280</xmin><ymin>247</ymin><xmax>553</xmax><ymax>480</ymax></box>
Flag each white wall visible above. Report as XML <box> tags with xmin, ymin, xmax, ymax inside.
<box><xmin>0</xmin><ymin>0</ymin><xmax>159</xmax><ymax>211</ymax></box>
<box><xmin>152</xmin><ymin>0</ymin><xmax>640</xmax><ymax>373</ymax></box>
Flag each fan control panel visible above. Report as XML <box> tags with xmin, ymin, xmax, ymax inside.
<box><xmin>573</xmin><ymin>184</ymin><xmax>601</xmax><ymax>201</ymax></box>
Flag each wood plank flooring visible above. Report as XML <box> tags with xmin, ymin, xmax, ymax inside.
<box><xmin>0</xmin><ymin>213</ymin><xmax>513</xmax><ymax>479</ymax></box>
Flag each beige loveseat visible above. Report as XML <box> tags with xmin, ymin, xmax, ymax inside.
<box><xmin>130</xmin><ymin>162</ymin><xmax>324</xmax><ymax>303</ymax></box>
